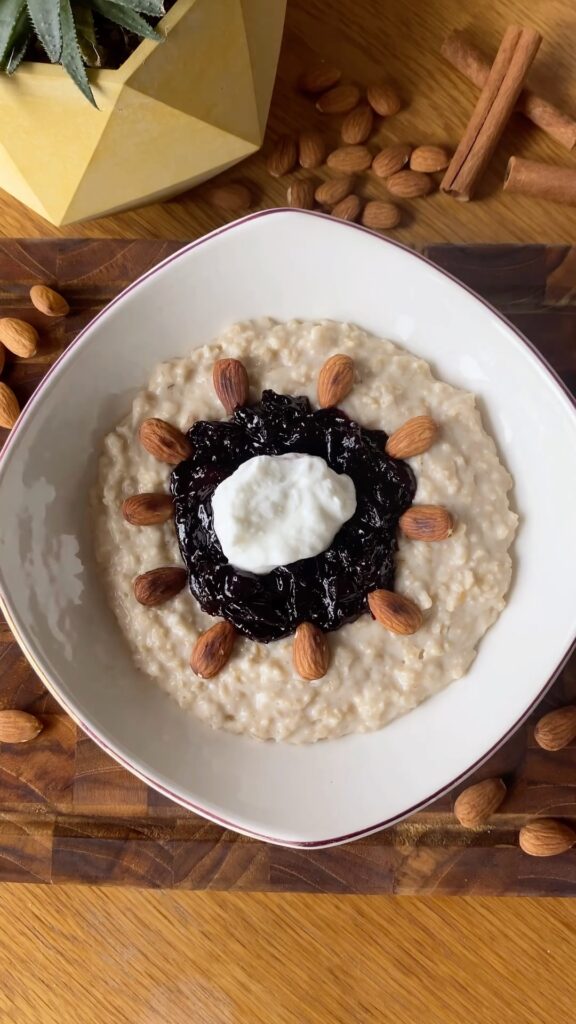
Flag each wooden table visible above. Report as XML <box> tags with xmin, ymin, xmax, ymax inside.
<box><xmin>2</xmin><ymin>0</ymin><xmax>576</xmax><ymax>1020</ymax></box>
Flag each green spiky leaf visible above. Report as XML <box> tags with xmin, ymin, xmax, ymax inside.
<box><xmin>59</xmin><ymin>0</ymin><xmax>96</xmax><ymax>105</ymax></box>
<box><xmin>74</xmin><ymin>2</ymin><xmax>102</xmax><ymax>66</ymax></box>
<box><xmin>26</xmin><ymin>0</ymin><xmax>61</xmax><ymax>62</ymax></box>
<box><xmin>91</xmin><ymin>0</ymin><xmax>162</xmax><ymax>41</ymax></box>
<box><xmin>5</xmin><ymin>27</ymin><xmax>30</xmax><ymax>73</ymax></box>
<box><xmin>0</xmin><ymin>0</ymin><xmax>26</xmax><ymax>63</ymax></box>
<box><xmin>113</xmin><ymin>0</ymin><xmax>165</xmax><ymax>16</ymax></box>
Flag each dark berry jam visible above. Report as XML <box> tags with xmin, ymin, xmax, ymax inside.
<box><xmin>171</xmin><ymin>391</ymin><xmax>416</xmax><ymax>643</ymax></box>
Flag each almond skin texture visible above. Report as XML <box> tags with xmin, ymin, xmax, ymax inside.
<box><xmin>213</xmin><ymin>358</ymin><xmax>249</xmax><ymax>413</ymax></box>
<box><xmin>207</xmin><ymin>183</ymin><xmax>251</xmax><ymax>214</ymax></box>
<box><xmin>133</xmin><ymin>567</ymin><xmax>187</xmax><ymax>606</ymax></box>
<box><xmin>366</xmin><ymin>82</ymin><xmax>402</xmax><ymax>116</ymax></box>
<box><xmin>387</xmin><ymin>169</ymin><xmax>433</xmax><ymax>198</ymax></box>
<box><xmin>139</xmin><ymin>418</ymin><xmax>192</xmax><ymax>464</ymax></box>
<box><xmin>519</xmin><ymin>818</ymin><xmax>576</xmax><ymax>857</ymax></box>
<box><xmin>0</xmin><ymin>318</ymin><xmax>38</xmax><ymax>357</ymax></box>
<box><xmin>299</xmin><ymin>62</ymin><xmax>342</xmax><ymax>94</ymax></box>
<box><xmin>0</xmin><ymin>382</ymin><xmax>19</xmax><ymax>429</ymax></box>
<box><xmin>30</xmin><ymin>284</ymin><xmax>70</xmax><ymax>317</ymax></box>
<box><xmin>293</xmin><ymin>623</ymin><xmax>330</xmax><ymax>680</ymax></box>
<box><xmin>316</xmin><ymin>84</ymin><xmax>361</xmax><ymax>114</ymax></box>
<box><xmin>385</xmin><ymin>416</ymin><xmax>438</xmax><ymax>458</ymax></box>
<box><xmin>287</xmin><ymin>179</ymin><xmax>316</xmax><ymax>210</ymax></box>
<box><xmin>331</xmin><ymin>194</ymin><xmax>362</xmax><ymax>222</ymax></box>
<box><xmin>534</xmin><ymin>706</ymin><xmax>576</xmax><ymax>751</ymax></box>
<box><xmin>327</xmin><ymin>145</ymin><xmax>372</xmax><ymax>173</ymax></box>
<box><xmin>368</xmin><ymin>590</ymin><xmax>423</xmax><ymax>634</ymax></box>
<box><xmin>361</xmin><ymin>200</ymin><xmax>401</xmax><ymax>230</ymax></box>
<box><xmin>191</xmin><ymin>621</ymin><xmax>236</xmax><ymax>678</ymax></box>
<box><xmin>122</xmin><ymin>492</ymin><xmax>174</xmax><ymax>526</ymax></box>
<box><xmin>298</xmin><ymin>131</ymin><xmax>326</xmax><ymax>169</ymax></box>
<box><xmin>341</xmin><ymin>103</ymin><xmax>374</xmax><ymax>144</ymax></box>
<box><xmin>0</xmin><ymin>710</ymin><xmax>42</xmax><ymax>744</ymax></box>
<box><xmin>267</xmin><ymin>135</ymin><xmax>297</xmax><ymax>178</ymax></box>
<box><xmin>372</xmin><ymin>143</ymin><xmax>412</xmax><ymax>178</ymax></box>
<box><xmin>315</xmin><ymin>175</ymin><xmax>355</xmax><ymax>206</ymax></box>
<box><xmin>454</xmin><ymin>778</ymin><xmax>506</xmax><ymax>828</ymax></box>
<box><xmin>410</xmin><ymin>145</ymin><xmax>451</xmax><ymax>173</ymax></box>
<box><xmin>0</xmin><ymin>342</ymin><xmax>4</xmax><ymax>375</ymax></box>
<box><xmin>317</xmin><ymin>354</ymin><xmax>354</xmax><ymax>408</ymax></box>
<box><xmin>399</xmin><ymin>505</ymin><xmax>454</xmax><ymax>541</ymax></box>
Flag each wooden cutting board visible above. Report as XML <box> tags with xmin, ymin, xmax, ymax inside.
<box><xmin>0</xmin><ymin>238</ymin><xmax>575</xmax><ymax>894</ymax></box>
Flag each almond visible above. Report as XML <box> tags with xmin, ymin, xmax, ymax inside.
<box><xmin>366</xmin><ymin>82</ymin><xmax>402</xmax><ymax>116</ymax></box>
<box><xmin>0</xmin><ymin>342</ymin><xmax>4</xmax><ymax>375</ymax></box>
<box><xmin>341</xmin><ymin>103</ymin><xmax>374</xmax><ymax>145</ymax></box>
<box><xmin>399</xmin><ymin>505</ymin><xmax>454</xmax><ymax>541</ymax></box>
<box><xmin>190</xmin><ymin>621</ymin><xmax>236</xmax><ymax>678</ymax></box>
<box><xmin>207</xmin><ymin>183</ymin><xmax>252</xmax><ymax>214</ymax></box>
<box><xmin>316</xmin><ymin>84</ymin><xmax>361</xmax><ymax>114</ymax></box>
<box><xmin>372</xmin><ymin>143</ymin><xmax>412</xmax><ymax>178</ymax></box>
<box><xmin>0</xmin><ymin>382</ymin><xmax>19</xmax><ymax>429</ymax></box>
<box><xmin>0</xmin><ymin>318</ymin><xmax>38</xmax><ymax>358</ymax></box>
<box><xmin>317</xmin><ymin>353</ymin><xmax>354</xmax><ymax>407</ymax></box>
<box><xmin>387</xmin><ymin>169</ymin><xmax>433</xmax><ymax>198</ymax></box>
<box><xmin>315</xmin><ymin>175</ymin><xmax>355</xmax><ymax>206</ymax></box>
<box><xmin>267</xmin><ymin>135</ymin><xmax>297</xmax><ymax>178</ymax></box>
<box><xmin>519</xmin><ymin>818</ymin><xmax>576</xmax><ymax>857</ymax></box>
<box><xmin>385</xmin><ymin>416</ymin><xmax>438</xmax><ymax>459</ymax></box>
<box><xmin>29</xmin><ymin>284</ymin><xmax>70</xmax><ymax>317</ymax></box>
<box><xmin>454</xmin><ymin>778</ymin><xmax>506</xmax><ymax>828</ymax></box>
<box><xmin>298</xmin><ymin>131</ymin><xmax>326</xmax><ymax>169</ymax></box>
<box><xmin>367</xmin><ymin>589</ymin><xmax>423</xmax><ymax>635</ymax></box>
<box><xmin>361</xmin><ymin>200</ymin><xmax>401</xmax><ymax>230</ymax></box>
<box><xmin>139</xmin><ymin>418</ymin><xmax>192</xmax><ymax>464</ymax></box>
<box><xmin>534</xmin><ymin>706</ymin><xmax>576</xmax><ymax>751</ymax></box>
<box><xmin>0</xmin><ymin>710</ymin><xmax>42</xmax><ymax>744</ymax></box>
<box><xmin>299</xmin><ymin>62</ymin><xmax>342</xmax><ymax>94</ymax></box>
<box><xmin>122</xmin><ymin>492</ymin><xmax>174</xmax><ymax>526</ymax></box>
<box><xmin>327</xmin><ymin>145</ymin><xmax>372</xmax><ymax>173</ymax></box>
<box><xmin>293</xmin><ymin>622</ymin><xmax>330</xmax><ymax>680</ymax></box>
<box><xmin>410</xmin><ymin>145</ymin><xmax>451</xmax><ymax>173</ymax></box>
<box><xmin>133</xmin><ymin>567</ymin><xmax>187</xmax><ymax>606</ymax></box>
<box><xmin>287</xmin><ymin>179</ymin><xmax>316</xmax><ymax>210</ymax></box>
<box><xmin>331</xmin><ymin>194</ymin><xmax>362</xmax><ymax>222</ymax></box>
<box><xmin>213</xmin><ymin>358</ymin><xmax>249</xmax><ymax>414</ymax></box>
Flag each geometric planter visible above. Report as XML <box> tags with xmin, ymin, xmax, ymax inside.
<box><xmin>0</xmin><ymin>0</ymin><xmax>286</xmax><ymax>225</ymax></box>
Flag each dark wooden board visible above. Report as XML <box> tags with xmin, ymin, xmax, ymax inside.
<box><xmin>0</xmin><ymin>238</ymin><xmax>575</xmax><ymax>893</ymax></box>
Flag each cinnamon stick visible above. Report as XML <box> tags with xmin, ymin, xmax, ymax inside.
<box><xmin>504</xmin><ymin>156</ymin><xmax>576</xmax><ymax>204</ymax></box>
<box><xmin>442</xmin><ymin>30</ymin><xmax>576</xmax><ymax>151</ymax></box>
<box><xmin>441</xmin><ymin>26</ymin><xmax>542</xmax><ymax>201</ymax></box>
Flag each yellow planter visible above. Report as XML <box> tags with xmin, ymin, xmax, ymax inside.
<box><xmin>0</xmin><ymin>0</ymin><xmax>286</xmax><ymax>225</ymax></box>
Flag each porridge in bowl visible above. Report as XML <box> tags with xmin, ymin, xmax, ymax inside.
<box><xmin>94</xmin><ymin>319</ymin><xmax>517</xmax><ymax>743</ymax></box>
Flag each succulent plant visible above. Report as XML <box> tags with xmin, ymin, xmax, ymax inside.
<box><xmin>0</xmin><ymin>0</ymin><xmax>164</xmax><ymax>105</ymax></box>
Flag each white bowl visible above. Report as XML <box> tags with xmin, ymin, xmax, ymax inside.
<box><xmin>1</xmin><ymin>210</ymin><xmax>576</xmax><ymax>847</ymax></box>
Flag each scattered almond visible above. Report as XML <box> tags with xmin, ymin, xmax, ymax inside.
<box><xmin>387</xmin><ymin>169</ymin><xmax>433</xmax><ymax>198</ymax></box>
<box><xmin>299</xmin><ymin>62</ymin><xmax>342</xmax><ymax>94</ymax></box>
<box><xmin>454</xmin><ymin>778</ymin><xmax>506</xmax><ymax>828</ymax></box>
<box><xmin>298</xmin><ymin>130</ymin><xmax>326</xmax><ymax>169</ymax></box>
<box><xmin>30</xmin><ymin>284</ymin><xmax>70</xmax><ymax>317</ymax></box>
<box><xmin>122</xmin><ymin>492</ymin><xmax>174</xmax><ymax>526</ymax></box>
<box><xmin>519</xmin><ymin>818</ymin><xmax>576</xmax><ymax>857</ymax></box>
<box><xmin>0</xmin><ymin>710</ymin><xmax>42</xmax><ymax>744</ymax></box>
<box><xmin>385</xmin><ymin>416</ymin><xmax>438</xmax><ymax>459</ymax></box>
<box><xmin>139</xmin><ymin>418</ymin><xmax>192</xmax><ymax>464</ymax></box>
<box><xmin>331</xmin><ymin>194</ymin><xmax>362</xmax><ymax>222</ymax></box>
<box><xmin>287</xmin><ymin>179</ymin><xmax>316</xmax><ymax>210</ymax></box>
<box><xmin>293</xmin><ymin>622</ymin><xmax>330</xmax><ymax>680</ymax></box>
<box><xmin>317</xmin><ymin>353</ymin><xmax>354</xmax><ymax>407</ymax></box>
<box><xmin>372</xmin><ymin>143</ymin><xmax>412</xmax><ymax>178</ymax></box>
<box><xmin>410</xmin><ymin>145</ymin><xmax>451</xmax><ymax>173</ymax></box>
<box><xmin>0</xmin><ymin>382</ymin><xmax>19</xmax><ymax>429</ymax></box>
<box><xmin>207</xmin><ymin>183</ymin><xmax>252</xmax><ymax>214</ymax></box>
<box><xmin>341</xmin><ymin>103</ymin><xmax>374</xmax><ymax>145</ymax></box>
<box><xmin>190</xmin><ymin>621</ymin><xmax>236</xmax><ymax>678</ymax></box>
<box><xmin>133</xmin><ymin>567</ymin><xmax>187</xmax><ymax>606</ymax></box>
<box><xmin>0</xmin><ymin>318</ymin><xmax>38</xmax><ymax>358</ymax></box>
<box><xmin>327</xmin><ymin>145</ymin><xmax>372</xmax><ymax>174</ymax></box>
<box><xmin>534</xmin><ymin>706</ymin><xmax>576</xmax><ymax>751</ymax></box>
<box><xmin>366</xmin><ymin>82</ymin><xmax>402</xmax><ymax>116</ymax></box>
<box><xmin>315</xmin><ymin>176</ymin><xmax>355</xmax><ymax>206</ymax></box>
<box><xmin>368</xmin><ymin>589</ymin><xmax>423</xmax><ymax>635</ymax></box>
<box><xmin>267</xmin><ymin>135</ymin><xmax>298</xmax><ymax>178</ymax></box>
<box><xmin>399</xmin><ymin>505</ymin><xmax>454</xmax><ymax>541</ymax></box>
<box><xmin>213</xmin><ymin>358</ymin><xmax>249</xmax><ymax>414</ymax></box>
<box><xmin>361</xmin><ymin>200</ymin><xmax>401</xmax><ymax>230</ymax></box>
<box><xmin>316</xmin><ymin>84</ymin><xmax>361</xmax><ymax>114</ymax></box>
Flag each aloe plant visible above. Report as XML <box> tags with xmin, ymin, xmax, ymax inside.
<box><xmin>0</xmin><ymin>0</ymin><xmax>164</xmax><ymax>105</ymax></box>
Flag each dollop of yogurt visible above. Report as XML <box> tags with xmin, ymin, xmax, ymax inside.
<box><xmin>212</xmin><ymin>453</ymin><xmax>357</xmax><ymax>574</ymax></box>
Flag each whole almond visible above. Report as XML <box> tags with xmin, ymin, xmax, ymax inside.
<box><xmin>366</xmin><ymin>82</ymin><xmax>402</xmax><ymax>116</ymax></box>
<box><xmin>519</xmin><ymin>818</ymin><xmax>576</xmax><ymax>857</ymax></box>
<box><xmin>327</xmin><ymin>145</ymin><xmax>372</xmax><ymax>173</ymax></box>
<box><xmin>387</xmin><ymin>169</ymin><xmax>433</xmax><ymax>198</ymax></box>
<box><xmin>315</xmin><ymin>176</ymin><xmax>355</xmax><ymax>206</ymax></box>
<box><xmin>361</xmin><ymin>200</ymin><xmax>401</xmax><ymax>230</ymax></box>
<box><xmin>293</xmin><ymin>622</ymin><xmax>330</xmax><ymax>680</ymax></box>
<box><xmin>30</xmin><ymin>284</ymin><xmax>70</xmax><ymax>317</ymax></box>
<box><xmin>287</xmin><ymin>179</ymin><xmax>316</xmax><ymax>210</ymax></box>
<box><xmin>133</xmin><ymin>567</ymin><xmax>187</xmax><ymax>606</ymax></box>
<box><xmin>372</xmin><ymin>143</ymin><xmax>412</xmax><ymax>178</ymax></box>
<box><xmin>331</xmin><ymin>194</ymin><xmax>362</xmax><ymax>222</ymax></box>
<box><xmin>399</xmin><ymin>505</ymin><xmax>454</xmax><ymax>541</ymax></box>
<box><xmin>298</xmin><ymin>131</ymin><xmax>326</xmax><ymax>169</ymax></box>
<box><xmin>0</xmin><ymin>382</ymin><xmax>19</xmax><ymax>429</ymax></box>
<box><xmin>410</xmin><ymin>145</ymin><xmax>451</xmax><ymax>173</ymax></box>
<box><xmin>139</xmin><ymin>418</ymin><xmax>192</xmax><ymax>464</ymax></box>
<box><xmin>122</xmin><ymin>492</ymin><xmax>174</xmax><ymax>526</ymax></box>
<box><xmin>207</xmin><ymin>183</ymin><xmax>252</xmax><ymax>214</ymax></box>
<box><xmin>316</xmin><ymin>84</ymin><xmax>361</xmax><ymax>114</ymax></box>
<box><xmin>0</xmin><ymin>318</ymin><xmax>38</xmax><ymax>358</ymax></box>
<box><xmin>213</xmin><ymin>358</ymin><xmax>249</xmax><ymax>414</ymax></box>
<box><xmin>0</xmin><ymin>710</ymin><xmax>42</xmax><ymax>744</ymax></box>
<box><xmin>534</xmin><ymin>706</ymin><xmax>576</xmax><ymax>751</ymax></box>
<box><xmin>454</xmin><ymin>778</ymin><xmax>506</xmax><ymax>828</ymax></box>
<box><xmin>299</xmin><ymin>62</ymin><xmax>342</xmax><ymax>94</ymax></box>
<box><xmin>317</xmin><ymin>353</ymin><xmax>354</xmax><ymax>408</ymax></box>
<box><xmin>385</xmin><ymin>416</ymin><xmax>438</xmax><ymax>459</ymax></box>
<box><xmin>191</xmin><ymin>621</ymin><xmax>236</xmax><ymax>678</ymax></box>
<box><xmin>341</xmin><ymin>103</ymin><xmax>374</xmax><ymax>145</ymax></box>
<box><xmin>367</xmin><ymin>589</ymin><xmax>423</xmax><ymax>634</ymax></box>
<box><xmin>267</xmin><ymin>135</ymin><xmax>297</xmax><ymax>178</ymax></box>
